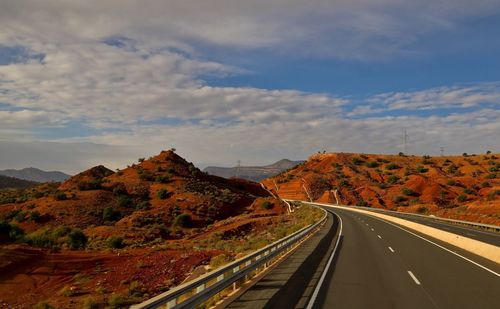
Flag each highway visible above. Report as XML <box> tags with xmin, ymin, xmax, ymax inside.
<box><xmin>226</xmin><ymin>205</ymin><xmax>500</xmax><ymax>309</ymax></box>
<box><xmin>364</xmin><ymin>208</ymin><xmax>500</xmax><ymax>246</ymax></box>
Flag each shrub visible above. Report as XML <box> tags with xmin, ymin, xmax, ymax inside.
<box><xmin>393</xmin><ymin>196</ymin><xmax>407</xmax><ymax>203</ymax></box>
<box><xmin>261</xmin><ymin>201</ymin><xmax>273</xmax><ymax>209</ymax></box>
<box><xmin>402</xmin><ymin>188</ymin><xmax>419</xmax><ymax>197</ymax></box>
<box><xmin>67</xmin><ymin>229</ymin><xmax>87</xmax><ymax>249</ymax></box>
<box><xmin>385</xmin><ymin>163</ymin><xmax>400</xmax><ymax>170</ymax></box>
<box><xmin>416</xmin><ymin>206</ymin><xmax>428</xmax><ymax>214</ymax></box>
<box><xmin>358</xmin><ymin>199</ymin><xmax>368</xmax><ymax>207</ymax></box>
<box><xmin>53</xmin><ymin>225</ymin><xmax>71</xmax><ymax>237</ymax></box>
<box><xmin>25</xmin><ymin>228</ymin><xmax>57</xmax><ymax>248</ymax></box>
<box><xmin>138</xmin><ymin>158</ymin><xmax>145</xmax><ymax>163</ymax></box>
<box><xmin>463</xmin><ymin>188</ymin><xmax>474</xmax><ymax>195</ymax></box>
<box><xmin>387</xmin><ymin>175</ymin><xmax>399</xmax><ymax>184</ymax></box>
<box><xmin>481</xmin><ymin>181</ymin><xmax>490</xmax><ymax>188</ymax></box>
<box><xmin>102</xmin><ymin>207</ymin><xmax>121</xmax><ymax>222</ymax></box>
<box><xmin>29</xmin><ymin>210</ymin><xmax>42</xmax><ymax>222</ymax></box>
<box><xmin>82</xmin><ymin>297</ymin><xmax>98</xmax><ymax>309</ymax></box>
<box><xmin>174</xmin><ymin>214</ymin><xmax>192</xmax><ymax>227</ymax></box>
<box><xmin>54</xmin><ymin>192</ymin><xmax>67</xmax><ymax>201</ymax></box>
<box><xmin>209</xmin><ymin>254</ymin><xmax>234</xmax><ymax>269</ymax></box>
<box><xmin>77</xmin><ymin>179</ymin><xmax>103</xmax><ymax>191</ymax></box>
<box><xmin>415</xmin><ymin>166</ymin><xmax>428</xmax><ymax>173</ymax></box>
<box><xmin>117</xmin><ymin>195</ymin><xmax>132</xmax><ymax>208</ymax></box>
<box><xmin>107</xmin><ymin>236</ymin><xmax>124</xmax><ymax>249</ymax></box>
<box><xmin>447</xmin><ymin>179</ymin><xmax>456</xmax><ymax>186</ymax></box>
<box><xmin>457</xmin><ymin>195</ymin><xmax>467</xmax><ymax>202</ymax></box>
<box><xmin>33</xmin><ymin>302</ymin><xmax>55</xmax><ymax>309</ymax></box>
<box><xmin>135</xmin><ymin>201</ymin><xmax>150</xmax><ymax>210</ymax></box>
<box><xmin>0</xmin><ymin>221</ymin><xmax>25</xmax><ymax>241</ymax></box>
<box><xmin>351</xmin><ymin>157</ymin><xmax>364</xmax><ymax>165</ymax></box>
<box><xmin>155</xmin><ymin>175</ymin><xmax>170</xmax><ymax>183</ymax></box>
<box><xmin>485</xmin><ymin>173</ymin><xmax>496</xmax><ymax>179</ymax></box>
<box><xmin>112</xmin><ymin>184</ymin><xmax>127</xmax><ymax>195</ymax></box>
<box><xmin>58</xmin><ymin>285</ymin><xmax>77</xmax><ymax>297</ymax></box>
<box><xmin>365</xmin><ymin>161</ymin><xmax>379</xmax><ymax>168</ymax></box>
<box><xmin>157</xmin><ymin>188</ymin><xmax>169</xmax><ymax>199</ymax></box>
<box><xmin>398</xmin><ymin>152</ymin><xmax>405</xmax><ymax>156</ymax></box>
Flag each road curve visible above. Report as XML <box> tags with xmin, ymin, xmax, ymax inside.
<box><xmin>226</xmin><ymin>204</ymin><xmax>500</xmax><ymax>309</ymax></box>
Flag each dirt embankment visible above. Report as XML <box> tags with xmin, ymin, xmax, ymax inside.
<box><xmin>264</xmin><ymin>152</ymin><xmax>500</xmax><ymax>225</ymax></box>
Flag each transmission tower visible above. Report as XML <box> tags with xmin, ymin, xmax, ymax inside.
<box><xmin>440</xmin><ymin>147</ymin><xmax>444</xmax><ymax>157</ymax></box>
<box><xmin>402</xmin><ymin>129</ymin><xmax>409</xmax><ymax>154</ymax></box>
<box><xmin>235</xmin><ymin>160</ymin><xmax>241</xmax><ymax>178</ymax></box>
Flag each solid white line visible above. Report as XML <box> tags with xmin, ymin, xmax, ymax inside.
<box><xmin>408</xmin><ymin>271</ymin><xmax>421</xmax><ymax>285</ymax></box>
<box><xmin>388</xmin><ymin>246</ymin><xmax>395</xmax><ymax>253</ymax></box>
<box><xmin>306</xmin><ymin>211</ymin><xmax>343</xmax><ymax>309</ymax></box>
<box><xmin>366</xmin><ymin>215</ymin><xmax>500</xmax><ymax>277</ymax></box>
<box><xmin>377</xmin><ymin>235</ymin><xmax>382</xmax><ymax>239</ymax></box>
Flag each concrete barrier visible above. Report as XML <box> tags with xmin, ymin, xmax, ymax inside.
<box><xmin>318</xmin><ymin>203</ymin><xmax>500</xmax><ymax>264</ymax></box>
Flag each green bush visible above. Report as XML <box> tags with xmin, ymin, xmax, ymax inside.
<box><xmin>102</xmin><ymin>207</ymin><xmax>121</xmax><ymax>222</ymax></box>
<box><xmin>351</xmin><ymin>157</ymin><xmax>364</xmax><ymax>165</ymax></box>
<box><xmin>365</xmin><ymin>161</ymin><xmax>379</xmax><ymax>168</ymax></box>
<box><xmin>77</xmin><ymin>179</ymin><xmax>103</xmax><ymax>191</ymax></box>
<box><xmin>385</xmin><ymin>163</ymin><xmax>400</xmax><ymax>170</ymax></box>
<box><xmin>447</xmin><ymin>179</ymin><xmax>456</xmax><ymax>186</ymax></box>
<box><xmin>415</xmin><ymin>166</ymin><xmax>428</xmax><ymax>173</ymax></box>
<box><xmin>107</xmin><ymin>236</ymin><xmax>124</xmax><ymax>249</ymax></box>
<box><xmin>457</xmin><ymin>195</ymin><xmax>467</xmax><ymax>202</ymax></box>
<box><xmin>135</xmin><ymin>201</ymin><xmax>150</xmax><ymax>210</ymax></box>
<box><xmin>0</xmin><ymin>221</ymin><xmax>25</xmax><ymax>241</ymax></box>
<box><xmin>155</xmin><ymin>175</ymin><xmax>170</xmax><ymax>183</ymax></box>
<box><xmin>387</xmin><ymin>175</ymin><xmax>399</xmax><ymax>184</ymax></box>
<box><xmin>54</xmin><ymin>192</ymin><xmax>67</xmax><ymax>201</ymax></box>
<box><xmin>174</xmin><ymin>214</ymin><xmax>192</xmax><ymax>227</ymax></box>
<box><xmin>393</xmin><ymin>196</ymin><xmax>407</xmax><ymax>203</ymax></box>
<box><xmin>28</xmin><ymin>210</ymin><xmax>41</xmax><ymax>222</ymax></box>
<box><xmin>157</xmin><ymin>188</ymin><xmax>169</xmax><ymax>199</ymax></box>
<box><xmin>67</xmin><ymin>229</ymin><xmax>87</xmax><ymax>249</ymax></box>
<box><xmin>261</xmin><ymin>201</ymin><xmax>273</xmax><ymax>209</ymax></box>
<box><xmin>117</xmin><ymin>195</ymin><xmax>132</xmax><ymax>208</ymax></box>
<box><xmin>402</xmin><ymin>188</ymin><xmax>419</xmax><ymax>197</ymax></box>
<box><xmin>463</xmin><ymin>188</ymin><xmax>474</xmax><ymax>195</ymax></box>
<box><xmin>25</xmin><ymin>228</ymin><xmax>57</xmax><ymax>248</ymax></box>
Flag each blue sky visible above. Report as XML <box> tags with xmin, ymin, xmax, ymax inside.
<box><xmin>0</xmin><ymin>0</ymin><xmax>499</xmax><ymax>173</ymax></box>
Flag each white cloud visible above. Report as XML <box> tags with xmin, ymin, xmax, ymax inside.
<box><xmin>0</xmin><ymin>0</ymin><xmax>499</xmax><ymax>172</ymax></box>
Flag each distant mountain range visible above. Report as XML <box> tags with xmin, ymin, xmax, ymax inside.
<box><xmin>0</xmin><ymin>174</ymin><xmax>38</xmax><ymax>189</ymax></box>
<box><xmin>204</xmin><ymin>159</ymin><xmax>304</xmax><ymax>182</ymax></box>
<box><xmin>0</xmin><ymin>167</ymin><xmax>70</xmax><ymax>183</ymax></box>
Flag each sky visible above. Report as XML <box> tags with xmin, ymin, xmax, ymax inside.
<box><xmin>0</xmin><ymin>0</ymin><xmax>499</xmax><ymax>174</ymax></box>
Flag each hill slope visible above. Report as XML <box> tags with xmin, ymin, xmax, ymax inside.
<box><xmin>263</xmin><ymin>152</ymin><xmax>500</xmax><ymax>225</ymax></box>
<box><xmin>0</xmin><ymin>167</ymin><xmax>70</xmax><ymax>182</ymax></box>
<box><xmin>0</xmin><ymin>175</ymin><xmax>38</xmax><ymax>189</ymax></box>
<box><xmin>204</xmin><ymin>159</ymin><xmax>304</xmax><ymax>181</ymax></box>
<box><xmin>0</xmin><ymin>150</ymin><xmax>317</xmax><ymax>308</ymax></box>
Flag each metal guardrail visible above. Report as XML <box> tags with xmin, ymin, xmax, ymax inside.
<box><xmin>131</xmin><ymin>207</ymin><xmax>328</xmax><ymax>309</ymax></box>
<box><xmin>288</xmin><ymin>199</ymin><xmax>500</xmax><ymax>233</ymax></box>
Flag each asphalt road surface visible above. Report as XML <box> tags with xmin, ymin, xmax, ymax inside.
<box><xmin>227</xmin><ymin>205</ymin><xmax>500</xmax><ymax>309</ymax></box>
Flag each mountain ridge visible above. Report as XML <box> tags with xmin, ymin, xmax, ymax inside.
<box><xmin>204</xmin><ymin>159</ymin><xmax>304</xmax><ymax>181</ymax></box>
<box><xmin>0</xmin><ymin>167</ymin><xmax>70</xmax><ymax>182</ymax></box>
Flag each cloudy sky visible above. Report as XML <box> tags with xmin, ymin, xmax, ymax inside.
<box><xmin>0</xmin><ymin>0</ymin><xmax>499</xmax><ymax>174</ymax></box>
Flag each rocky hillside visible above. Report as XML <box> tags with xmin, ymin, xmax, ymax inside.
<box><xmin>263</xmin><ymin>152</ymin><xmax>500</xmax><ymax>225</ymax></box>
<box><xmin>0</xmin><ymin>150</ymin><xmax>297</xmax><ymax>308</ymax></box>
<box><xmin>0</xmin><ymin>167</ymin><xmax>70</xmax><ymax>182</ymax></box>
<box><xmin>204</xmin><ymin>159</ymin><xmax>304</xmax><ymax>181</ymax></box>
